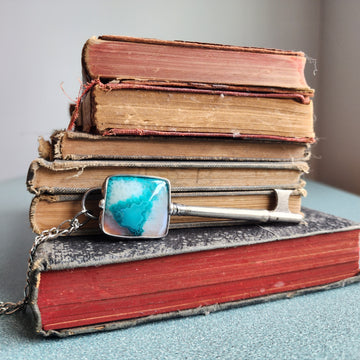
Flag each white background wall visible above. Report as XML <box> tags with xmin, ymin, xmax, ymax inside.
<box><xmin>315</xmin><ymin>1</ymin><xmax>360</xmax><ymax>195</ymax></box>
<box><xmin>0</xmin><ymin>1</ymin><xmax>358</xmax><ymax>195</ymax></box>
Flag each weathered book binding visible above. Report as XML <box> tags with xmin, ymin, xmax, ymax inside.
<box><xmin>28</xmin><ymin>208</ymin><xmax>360</xmax><ymax>337</ymax></box>
<box><xmin>73</xmin><ymin>83</ymin><xmax>314</xmax><ymax>140</ymax></box>
<box><xmin>40</xmin><ymin>130</ymin><xmax>312</xmax><ymax>162</ymax></box>
<box><xmin>82</xmin><ymin>35</ymin><xmax>314</xmax><ymax>95</ymax></box>
<box><xmin>26</xmin><ymin>158</ymin><xmax>308</xmax><ymax>195</ymax></box>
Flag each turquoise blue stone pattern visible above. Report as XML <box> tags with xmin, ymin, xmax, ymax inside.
<box><xmin>103</xmin><ymin>175</ymin><xmax>170</xmax><ymax>238</ymax></box>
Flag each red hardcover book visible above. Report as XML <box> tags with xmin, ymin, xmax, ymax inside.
<box><xmin>82</xmin><ymin>35</ymin><xmax>314</xmax><ymax>95</ymax></box>
<box><xmin>29</xmin><ymin>208</ymin><xmax>360</xmax><ymax>337</ymax></box>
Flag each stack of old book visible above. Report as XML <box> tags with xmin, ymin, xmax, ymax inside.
<box><xmin>23</xmin><ymin>36</ymin><xmax>360</xmax><ymax>337</ymax></box>
<box><xmin>28</xmin><ymin>35</ymin><xmax>314</xmax><ymax>235</ymax></box>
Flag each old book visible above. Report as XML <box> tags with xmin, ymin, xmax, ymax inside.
<box><xmin>41</xmin><ymin>130</ymin><xmax>311</xmax><ymax>162</ymax></box>
<box><xmin>82</xmin><ymin>35</ymin><xmax>314</xmax><ymax>95</ymax></box>
<box><xmin>28</xmin><ymin>208</ymin><xmax>360</xmax><ymax>337</ymax></box>
<box><xmin>29</xmin><ymin>189</ymin><xmax>305</xmax><ymax>234</ymax></box>
<box><xmin>26</xmin><ymin>158</ymin><xmax>308</xmax><ymax>195</ymax></box>
<box><xmin>74</xmin><ymin>84</ymin><xmax>314</xmax><ymax>140</ymax></box>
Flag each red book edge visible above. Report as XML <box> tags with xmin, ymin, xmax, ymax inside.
<box><xmin>98</xmin><ymin>35</ymin><xmax>307</xmax><ymax>57</ymax></box>
<box><xmin>35</xmin><ymin>230</ymin><xmax>359</xmax><ymax>332</ymax></box>
<box><xmin>102</xmin><ymin>128</ymin><xmax>315</xmax><ymax>144</ymax></box>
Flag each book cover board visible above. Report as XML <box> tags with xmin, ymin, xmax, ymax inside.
<box><xmin>28</xmin><ymin>208</ymin><xmax>360</xmax><ymax>337</ymax></box>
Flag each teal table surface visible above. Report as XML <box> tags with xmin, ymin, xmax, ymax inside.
<box><xmin>1</xmin><ymin>177</ymin><xmax>360</xmax><ymax>360</ymax></box>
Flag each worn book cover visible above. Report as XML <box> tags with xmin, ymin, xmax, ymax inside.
<box><xmin>28</xmin><ymin>208</ymin><xmax>360</xmax><ymax>337</ymax></box>
<box><xmin>40</xmin><ymin>130</ymin><xmax>311</xmax><ymax>162</ymax></box>
<box><xmin>82</xmin><ymin>35</ymin><xmax>314</xmax><ymax>95</ymax></box>
<box><xmin>26</xmin><ymin>158</ymin><xmax>308</xmax><ymax>195</ymax></box>
<box><xmin>73</xmin><ymin>83</ymin><xmax>314</xmax><ymax>140</ymax></box>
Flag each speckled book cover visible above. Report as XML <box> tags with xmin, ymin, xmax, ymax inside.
<box><xmin>27</xmin><ymin>208</ymin><xmax>360</xmax><ymax>337</ymax></box>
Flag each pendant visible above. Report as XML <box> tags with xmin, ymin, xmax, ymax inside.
<box><xmin>79</xmin><ymin>175</ymin><xmax>304</xmax><ymax>239</ymax></box>
<box><xmin>99</xmin><ymin>175</ymin><xmax>171</xmax><ymax>238</ymax></box>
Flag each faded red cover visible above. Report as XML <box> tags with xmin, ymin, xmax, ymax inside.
<box><xmin>82</xmin><ymin>35</ymin><xmax>314</xmax><ymax>94</ymax></box>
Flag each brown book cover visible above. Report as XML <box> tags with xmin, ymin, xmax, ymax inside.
<box><xmin>26</xmin><ymin>158</ymin><xmax>308</xmax><ymax>195</ymax></box>
<box><xmin>74</xmin><ymin>83</ymin><xmax>314</xmax><ymax>140</ymax></box>
<box><xmin>82</xmin><ymin>35</ymin><xmax>314</xmax><ymax>94</ymax></box>
<box><xmin>29</xmin><ymin>189</ymin><xmax>305</xmax><ymax>234</ymax></box>
<box><xmin>41</xmin><ymin>130</ymin><xmax>311</xmax><ymax>162</ymax></box>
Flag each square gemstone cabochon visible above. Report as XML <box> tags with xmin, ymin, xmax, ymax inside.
<box><xmin>101</xmin><ymin>175</ymin><xmax>171</xmax><ymax>238</ymax></box>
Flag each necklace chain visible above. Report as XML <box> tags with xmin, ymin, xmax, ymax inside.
<box><xmin>0</xmin><ymin>210</ymin><xmax>91</xmax><ymax>316</ymax></box>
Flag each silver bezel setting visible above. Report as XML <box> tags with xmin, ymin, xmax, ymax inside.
<box><xmin>100</xmin><ymin>174</ymin><xmax>172</xmax><ymax>239</ymax></box>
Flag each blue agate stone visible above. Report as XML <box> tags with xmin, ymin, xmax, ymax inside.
<box><xmin>102</xmin><ymin>175</ymin><xmax>170</xmax><ymax>238</ymax></box>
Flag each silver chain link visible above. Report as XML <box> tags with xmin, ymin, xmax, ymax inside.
<box><xmin>0</xmin><ymin>210</ymin><xmax>92</xmax><ymax>316</ymax></box>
